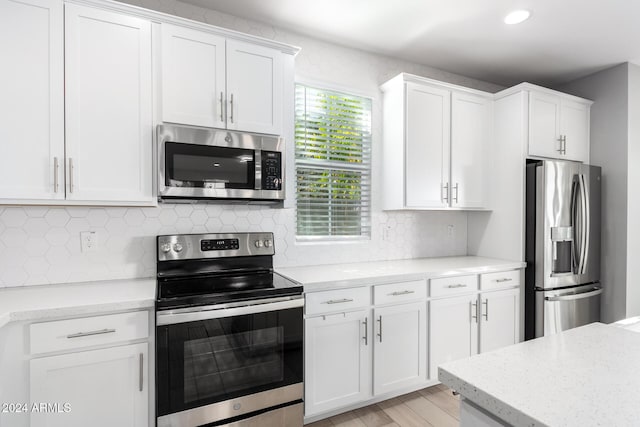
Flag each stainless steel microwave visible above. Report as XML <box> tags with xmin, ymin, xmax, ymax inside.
<box><xmin>157</xmin><ymin>125</ymin><xmax>284</xmax><ymax>202</ymax></box>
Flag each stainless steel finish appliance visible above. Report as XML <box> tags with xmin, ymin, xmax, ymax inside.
<box><xmin>525</xmin><ymin>160</ymin><xmax>602</xmax><ymax>339</ymax></box>
<box><xmin>155</xmin><ymin>232</ymin><xmax>303</xmax><ymax>427</ymax></box>
<box><xmin>157</xmin><ymin>125</ymin><xmax>284</xmax><ymax>202</ymax></box>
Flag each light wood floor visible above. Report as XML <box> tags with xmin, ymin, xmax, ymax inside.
<box><xmin>306</xmin><ymin>384</ymin><xmax>460</xmax><ymax>427</ymax></box>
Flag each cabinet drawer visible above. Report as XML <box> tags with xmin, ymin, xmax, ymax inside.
<box><xmin>480</xmin><ymin>270</ymin><xmax>521</xmax><ymax>291</ymax></box>
<box><xmin>374</xmin><ymin>280</ymin><xmax>427</xmax><ymax>305</ymax></box>
<box><xmin>430</xmin><ymin>275</ymin><xmax>478</xmax><ymax>297</ymax></box>
<box><xmin>30</xmin><ymin>311</ymin><xmax>149</xmax><ymax>355</ymax></box>
<box><xmin>305</xmin><ymin>287</ymin><xmax>370</xmax><ymax>316</ymax></box>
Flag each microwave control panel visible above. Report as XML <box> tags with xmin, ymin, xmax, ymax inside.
<box><xmin>262</xmin><ymin>151</ymin><xmax>282</xmax><ymax>191</ymax></box>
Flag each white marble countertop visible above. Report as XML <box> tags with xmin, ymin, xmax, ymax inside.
<box><xmin>276</xmin><ymin>256</ymin><xmax>525</xmax><ymax>291</ymax></box>
<box><xmin>439</xmin><ymin>323</ymin><xmax>640</xmax><ymax>427</ymax></box>
<box><xmin>0</xmin><ymin>278</ymin><xmax>156</xmax><ymax>329</ymax></box>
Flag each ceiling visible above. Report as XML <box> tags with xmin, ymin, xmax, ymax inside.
<box><xmin>181</xmin><ymin>0</ymin><xmax>640</xmax><ymax>87</ymax></box>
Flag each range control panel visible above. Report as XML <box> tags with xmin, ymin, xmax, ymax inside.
<box><xmin>262</xmin><ymin>151</ymin><xmax>282</xmax><ymax>191</ymax></box>
<box><xmin>201</xmin><ymin>239</ymin><xmax>240</xmax><ymax>252</ymax></box>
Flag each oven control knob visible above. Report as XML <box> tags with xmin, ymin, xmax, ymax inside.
<box><xmin>254</xmin><ymin>240</ymin><xmax>264</xmax><ymax>248</ymax></box>
<box><xmin>173</xmin><ymin>243</ymin><xmax>184</xmax><ymax>253</ymax></box>
<box><xmin>160</xmin><ymin>243</ymin><xmax>172</xmax><ymax>253</ymax></box>
<box><xmin>264</xmin><ymin>239</ymin><xmax>272</xmax><ymax>248</ymax></box>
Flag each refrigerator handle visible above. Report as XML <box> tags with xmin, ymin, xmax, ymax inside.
<box><xmin>579</xmin><ymin>174</ymin><xmax>590</xmax><ymax>275</ymax></box>
<box><xmin>544</xmin><ymin>287</ymin><xmax>602</xmax><ymax>302</ymax></box>
<box><xmin>571</xmin><ymin>179</ymin><xmax>579</xmax><ymax>273</ymax></box>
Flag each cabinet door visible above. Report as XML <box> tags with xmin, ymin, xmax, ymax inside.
<box><xmin>30</xmin><ymin>343</ymin><xmax>148</xmax><ymax>427</ymax></box>
<box><xmin>429</xmin><ymin>295</ymin><xmax>478</xmax><ymax>380</ymax></box>
<box><xmin>0</xmin><ymin>0</ymin><xmax>64</xmax><ymax>201</ymax></box>
<box><xmin>373</xmin><ymin>302</ymin><xmax>427</xmax><ymax>395</ymax></box>
<box><xmin>479</xmin><ymin>288</ymin><xmax>520</xmax><ymax>353</ymax></box>
<box><xmin>451</xmin><ymin>92</ymin><xmax>491</xmax><ymax>208</ymax></box>
<box><xmin>226</xmin><ymin>40</ymin><xmax>282</xmax><ymax>135</ymax></box>
<box><xmin>304</xmin><ymin>310</ymin><xmax>370</xmax><ymax>416</ymax></box>
<box><xmin>161</xmin><ymin>24</ymin><xmax>226</xmax><ymax>129</ymax></box>
<box><xmin>560</xmin><ymin>99</ymin><xmax>590</xmax><ymax>163</ymax></box>
<box><xmin>65</xmin><ymin>4</ymin><xmax>153</xmax><ymax>204</ymax></box>
<box><xmin>405</xmin><ymin>82</ymin><xmax>450</xmax><ymax>208</ymax></box>
<box><xmin>528</xmin><ymin>91</ymin><xmax>562</xmax><ymax>159</ymax></box>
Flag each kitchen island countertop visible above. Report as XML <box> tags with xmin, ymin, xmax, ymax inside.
<box><xmin>439</xmin><ymin>322</ymin><xmax>640</xmax><ymax>426</ymax></box>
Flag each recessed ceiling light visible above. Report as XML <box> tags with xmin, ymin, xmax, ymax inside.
<box><xmin>504</xmin><ymin>10</ymin><xmax>531</xmax><ymax>25</ymax></box>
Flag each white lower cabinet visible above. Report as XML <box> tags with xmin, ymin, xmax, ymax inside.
<box><xmin>30</xmin><ymin>342</ymin><xmax>148</xmax><ymax>427</ymax></box>
<box><xmin>429</xmin><ymin>294</ymin><xmax>478</xmax><ymax>378</ymax></box>
<box><xmin>479</xmin><ymin>288</ymin><xmax>520</xmax><ymax>353</ymax></box>
<box><xmin>373</xmin><ymin>302</ymin><xmax>427</xmax><ymax>395</ymax></box>
<box><xmin>304</xmin><ymin>310</ymin><xmax>371</xmax><ymax>417</ymax></box>
<box><xmin>429</xmin><ymin>283</ymin><xmax>520</xmax><ymax>380</ymax></box>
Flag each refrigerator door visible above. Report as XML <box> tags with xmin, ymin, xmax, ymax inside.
<box><xmin>535</xmin><ymin>283</ymin><xmax>602</xmax><ymax>337</ymax></box>
<box><xmin>536</xmin><ymin>161</ymin><xmax>601</xmax><ymax>290</ymax></box>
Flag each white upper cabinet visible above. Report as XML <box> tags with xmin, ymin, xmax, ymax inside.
<box><xmin>0</xmin><ymin>0</ymin><xmax>64</xmax><ymax>201</ymax></box>
<box><xmin>405</xmin><ymin>82</ymin><xmax>450</xmax><ymax>208</ymax></box>
<box><xmin>160</xmin><ymin>28</ymin><xmax>285</xmax><ymax>135</ymax></box>
<box><xmin>381</xmin><ymin>73</ymin><xmax>492</xmax><ymax>210</ymax></box>
<box><xmin>528</xmin><ymin>88</ymin><xmax>591</xmax><ymax>163</ymax></box>
<box><xmin>65</xmin><ymin>4</ymin><xmax>153</xmax><ymax>203</ymax></box>
<box><xmin>451</xmin><ymin>92</ymin><xmax>491</xmax><ymax>208</ymax></box>
<box><xmin>226</xmin><ymin>40</ymin><xmax>283</xmax><ymax>135</ymax></box>
<box><xmin>161</xmin><ymin>24</ymin><xmax>226</xmax><ymax>129</ymax></box>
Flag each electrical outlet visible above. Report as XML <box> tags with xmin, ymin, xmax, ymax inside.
<box><xmin>80</xmin><ymin>231</ymin><xmax>97</xmax><ymax>252</ymax></box>
<box><xmin>382</xmin><ymin>226</ymin><xmax>391</xmax><ymax>241</ymax></box>
<box><xmin>447</xmin><ymin>224</ymin><xmax>455</xmax><ymax>237</ymax></box>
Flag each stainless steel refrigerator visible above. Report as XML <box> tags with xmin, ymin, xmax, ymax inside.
<box><xmin>525</xmin><ymin>159</ymin><xmax>601</xmax><ymax>339</ymax></box>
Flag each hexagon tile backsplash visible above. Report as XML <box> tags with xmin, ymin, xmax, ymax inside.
<box><xmin>0</xmin><ymin>205</ymin><xmax>467</xmax><ymax>288</ymax></box>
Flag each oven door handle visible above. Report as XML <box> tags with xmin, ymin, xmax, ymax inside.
<box><xmin>156</xmin><ymin>296</ymin><xmax>304</xmax><ymax>326</ymax></box>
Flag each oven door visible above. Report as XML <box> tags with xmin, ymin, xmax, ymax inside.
<box><xmin>156</xmin><ymin>297</ymin><xmax>303</xmax><ymax>427</ymax></box>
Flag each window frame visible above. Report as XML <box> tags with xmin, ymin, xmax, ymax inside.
<box><xmin>294</xmin><ymin>81</ymin><xmax>373</xmax><ymax>242</ymax></box>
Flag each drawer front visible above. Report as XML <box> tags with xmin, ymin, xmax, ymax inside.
<box><xmin>430</xmin><ymin>275</ymin><xmax>478</xmax><ymax>297</ymax></box>
<box><xmin>305</xmin><ymin>287</ymin><xmax>370</xmax><ymax>316</ymax></box>
<box><xmin>481</xmin><ymin>270</ymin><xmax>521</xmax><ymax>291</ymax></box>
<box><xmin>374</xmin><ymin>280</ymin><xmax>427</xmax><ymax>305</ymax></box>
<box><xmin>30</xmin><ymin>311</ymin><xmax>149</xmax><ymax>355</ymax></box>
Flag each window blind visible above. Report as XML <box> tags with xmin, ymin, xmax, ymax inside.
<box><xmin>295</xmin><ymin>84</ymin><xmax>372</xmax><ymax>239</ymax></box>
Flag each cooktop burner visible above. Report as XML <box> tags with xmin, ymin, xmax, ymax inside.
<box><xmin>156</xmin><ymin>232</ymin><xmax>302</xmax><ymax>310</ymax></box>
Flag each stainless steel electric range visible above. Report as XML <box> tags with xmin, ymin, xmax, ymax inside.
<box><xmin>155</xmin><ymin>232</ymin><xmax>303</xmax><ymax>427</ymax></box>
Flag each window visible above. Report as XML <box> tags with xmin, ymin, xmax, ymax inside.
<box><xmin>295</xmin><ymin>84</ymin><xmax>372</xmax><ymax>239</ymax></box>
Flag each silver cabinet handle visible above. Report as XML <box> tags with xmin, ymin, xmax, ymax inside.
<box><xmin>219</xmin><ymin>91</ymin><xmax>224</xmax><ymax>122</ymax></box>
<box><xmin>447</xmin><ymin>284</ymin><xmax>467</xmax><ymax>289</ymax></box>
<box><xmin>322</xmin><ymin>298</ymin><xmax>354</xmax><ymax>305</ymax></box>
<box><xmin>389</xmin><ymin>290</ymin><xmax>415</xmax><ymax>296</ymax></box>
<box><xmin>139</xmin><ymin>353</ymin><xmax>144</xmax><ymax>392</ymax></box>
<box><xmin>470</xmin><ymin>301</ymin><xmax>478</xmax><ymax>323</ymax></box>
<box><xmin>68</xmin><ymin>158</ymin><xmax>74</xmax><ymax>193</ymax></box>
<box><xmin>482</xmin><ymin>299</ymin><xmax>488</xmax><ymax>320</ymax></box>
<box><xmin>453</xmin><ymin>183</ymin><xmax>459</xmax><ymax>203</ymax></box>
<box><xmin>495</xmin><ymin>278</ymin><xmax>513</xmax><ymax>283</ymax></box>
<box><xmin>229</xmin><ymin>93</ymin><xmax>234</xmax><ymax>123</ymax></box>
<box><xmin>53</xmin><ymin>157</ymin><xmax>59</xmax><ymax>193</ymax></box>
<box><xmin>362</xmin><ymin>317</ymin><xmax>368</xmax><ymax>346</ymax></box>
<box><xmin>66</xmin><ymin>328</ymin><xmax>116</xmax><ymax>339</ymax></box>
<box><xmin>377</xmin><ymin>316</ymin><xmax>383</xmax><ymax>343</ymax></box>
<box><xmin>442</xmin><ymin>182</ymin><xmax>449</xmax><ymax>203</ymax></box>
<box><xmin>557</xmin><ymin>135</ymin><xmax>567</xmax><ymax>154</ymax></box>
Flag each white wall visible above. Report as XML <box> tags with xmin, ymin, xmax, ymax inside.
<box><xmin>559</xmin><ymin>63</ymin><xmax>629</xmax><ymax>322</ymax></box>
<box><xmin>0</xmin><ymin>0</ymin><xmax>503</xmax><ymax>288</ymax></box>
<box><xmin>626</xmin><ymin>63</ymin><xmax>640</xmax><ymax>316</ymax></box>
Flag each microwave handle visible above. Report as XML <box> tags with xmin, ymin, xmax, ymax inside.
<box><xmin>254</xmin><ymin>150</ymin><xmax>262</xmax><ymax>190</ymax></box>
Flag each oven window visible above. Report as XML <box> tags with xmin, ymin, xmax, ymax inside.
<box><xmin>156</xmin><ymin>307</ymin><xmax>303</xmax><ymax>416</ymax></box>
<box><xmin>165</xmin><ymin>142</ymin><xmax>255</xmax><ymax>189</ymax></box>
<box><xmin>183</xmin><ymin>326</ymin><xmax>284</xmax><ymax>403</ymax></box>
